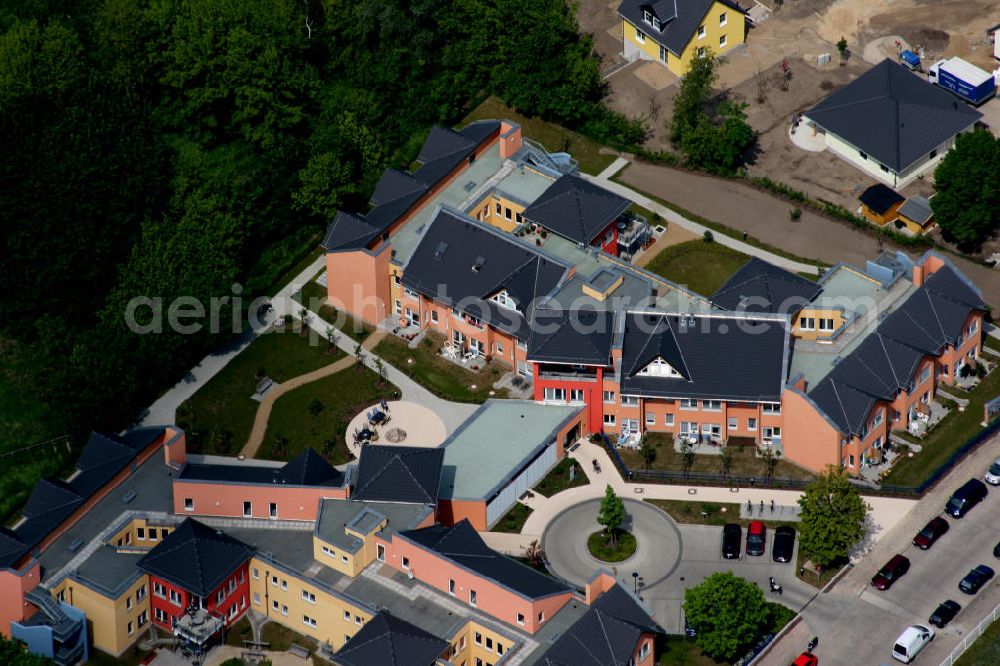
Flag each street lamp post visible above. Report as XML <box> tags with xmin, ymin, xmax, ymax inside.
<box><xmin>632</xmin><ymin>571</ymin><xmax>639</xmax><ymax>595</ymax></box>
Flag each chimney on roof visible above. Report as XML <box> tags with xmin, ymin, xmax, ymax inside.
<box><xmin>500</xmin><ymin>121</ymin><xmax>523</xmax><ymax>159</ymax></box>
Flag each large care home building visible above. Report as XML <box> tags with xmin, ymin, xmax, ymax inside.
<box><xmin>618</xmin><ymin>0</ymin><xmax>746</xmax><ymax>76</ymax></box>
<box><xmin>529</xmin><ymin>250</ymin><xmax>986</xmax><ymax>476</ymax></box>
<box><xmin>802</xmin><ymin>59</ymin><xmax>982</xmax><ymax>187</ymax></box>
<box><xmin>1</xmin><ymin>420</ymin><xmax>664</xmax><ymax>665</ymax></box>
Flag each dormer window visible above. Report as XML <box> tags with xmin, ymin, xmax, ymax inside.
<box><xmin>638</xmin><ymin>357</ymin><xmax>682</xmax><ymax>377</ymax></box>
<box><xmin>491</xmin><ymin>290</ymin><xmax>518</xmax><ymax>312</ymax></box>
<box><xmin>642</xmin><ymin>10</ymin><xmax>662</xmax><ymax>30</ymax></box>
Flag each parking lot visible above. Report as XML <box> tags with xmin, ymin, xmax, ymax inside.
<box><xmin>542</xmin><ymin>499</ymin><xmax>813</xmax><ymax>632</ymax></box>
<box><xmin>761</xmin><ymin>433</ymin><xmax>1000</xmax><ymax>666</ymax></box>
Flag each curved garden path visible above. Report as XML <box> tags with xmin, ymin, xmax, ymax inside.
<box><xmin>239</xmin><ymin>330</ymin><xmax>386</xmax><ymax>458</ymax></box>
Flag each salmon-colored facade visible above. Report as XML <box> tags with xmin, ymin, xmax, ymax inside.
<box><xmin>326</xmin><ymin>243</ymin><xmax>393</xmax><ymax>328</ymax></box>
<box><xmin>382</xmin><ymin>533</ymin><xmax>574</xmax><ymax>634</ymax></box>
<box><xmin>172</xmin><ymin>481</ymin><xmax>348</xmax><ymax>522</ymax></box>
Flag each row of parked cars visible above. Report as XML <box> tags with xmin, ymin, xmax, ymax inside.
<box><xmin>721</xmin><ymin>521</ymin><xmax>796</xmax><ymax>561</ymax></box>
<box><xmin>877</xmin><ymin>475</ymin><xmax>999</xmax><ymax>663</ymax></box>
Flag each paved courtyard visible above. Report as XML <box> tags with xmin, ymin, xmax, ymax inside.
<box><xmin>346</xmin><ymin>400</ymin><xmax>448</xmax><ymax>458</ymax></box>
<box><xmin>542</xmin><ymin>496</ymin><xmax>817</xmax><ymax>633</ymax></box>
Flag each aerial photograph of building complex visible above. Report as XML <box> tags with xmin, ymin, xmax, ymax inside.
<box><xmin>2</xmin><ymin>1</ymin><xmax>1000</xmax><ymax>665</ymax></box>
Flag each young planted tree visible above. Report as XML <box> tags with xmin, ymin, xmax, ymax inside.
<box><xmin>597</xmin><ymin>484</ymin><xmax>626</xmax><ymax>547</ymax></box>
<box><xmin>836</xmin><ymin>37</ymin><xmax>849</xmax><ymax>66</ymax></box>
<box><xmin>719</xmin><ymin>446</ymin><xmax>733</xmax><ymax>477</ymax></box>
<box><xmin>798</xmin><ymin>466</ymin><xmax>870</xmax><ymax>568</ymax></box>
<box><xmin>639</xmin><ymin>436</ymin><xmax>657</xmax><ymax>470</ymax></box>
<box><xmin>760</xmin><ymin>447</ymin><xmax>781</xmax><ymax>481</ymax></box>
<box><xmin>524</xmin><ymin>540</ymin><xmax>545</xmax><ymax>569</ymax></box>
<box><xmin>684</xmin><ymin>572</ymin><xmax>770</xmax><ymax>661</ymax></box>
<box><xmin>681</xmin><ymin>441</ymin><xmax>696</xmax><ymax>476</ymax></box>
<box><xmin>325</xmin><ymin>325</ymin><xmax>338</xmax><ymax>353</ymax></box>
<box><xmin>354</xmin><ymin>342</ymin><xmax>366</xmax><ymax>368</ymax></box>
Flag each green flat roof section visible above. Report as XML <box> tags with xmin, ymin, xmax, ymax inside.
<box><xmin>494</xmin><ymin>166</ymin><xmax>557</xmax><ymax>207</ymax></box>
<box><xmin>438</xmin><ymin>400</ymin><xmax>582</xmax><ymax>501</ymax></box>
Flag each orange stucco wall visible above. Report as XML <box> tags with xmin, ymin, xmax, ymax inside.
<box><xmin>780</xmin><ymin>388</ymin><xmax>841</xmax><ymax>472</ymax></box>
<box><xmin>326</xmin><ymin>244</ymin><xmax>392</xmax><ymax>327</ymax></box>
<box><xmin>0</xmin><ymin>562</ymin><xmax>41</xmax><ymax>637</ymax></box>
<box><xmin>384</xmin><ymin>535</ymin><xmax>573</xmax><ymax>634</ymax></box>
<box><xmin>172</xmin><ymin>481</ymin><xmax>348</xmax><ymax>521</ymax></box>
<box><xmin>436</xmin><ymin>499</ymin><xmax>488</xmax><ymax>531</ymax></box>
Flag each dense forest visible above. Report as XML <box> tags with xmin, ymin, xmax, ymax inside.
<box><xmin>0</xmin><ymin>0</ymin><xmax>640</xmax><ymax>516</ymax></box>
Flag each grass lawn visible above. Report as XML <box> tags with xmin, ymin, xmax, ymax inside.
<box><xmin>618</xmin><ymin>433</ymin><xmax>814</xmax><ymax>481</ymax></box>
<box><xmin>461</xmin><ymin>96</ymin><xmax>617</xmax><ymax>175</ymax></box>
<box><xmin>587</xmin><ymin>530</ymin><xmax>637</xmax><ymax>562</ymax></box>
<box><xmin>882</xmin><ymin>367</ymin><xmax>1000</xmax><ymax>488</ymax></box>
<box><xmin>658</xmin><ymin>636</ymin><xmax>721</xmax><ymax>665</ymax></box>
<box><xmin>177</xmin><ymin>328</ymin><xmax>344</xmax><ymax>456</ymax></box>
<box><xmin>492</xmin><ymin>502</ymin><xmax>533</xmax><ymax>533</ymax></box>
<box><xmin>644</xmin><ymin>239</ymin><xmax>751</xmax><ymax>296</ymax></box>
<box><xmin>225</xmin><ymin>616</ymin><xmax>254</xmax><ymax>647</ymax></box>
<box><xmin>86</xmin><ymin>646</ymin><xmax>153</xmax><ymax>666</ymax></box>
<box><xmin>645</xmin><ymin>499</ymin><xmax>799</xmax><ymax>530</ymax></box>
<box><xmin>795</xmin><ymin>549</ymin><xmax>848</xmax><ymax>590</ymax></box>
<box><xmin>260</xmin><ymin>620</ymin><xmax>317</xmax><ymax>652</ymax></box>
<box><xmin>292</xmin><ymin>274</ymin><xmax>373</xmax><ymax>344</ymax></box>
<box><xmin>955</xmin><ymin>616</ymin><xmax>1000</xmax><ymax>666</ymax></box>
<box><xmin>260</xmin><ymin>365</ymin><xmax>397</xmax><ymax>463</ymax></box>
<box><xmin>374</xmin><ymin>331</ymin><xmax>508</xmax><ymax>404</ymax></box>
<box><xmin>534</xmin><ymin>456</ymin><xmax>589</xmax><ymax>496</ymax></box>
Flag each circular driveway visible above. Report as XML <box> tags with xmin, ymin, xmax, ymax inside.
<box><xmin>542</xmin><ymin>499</ymin><xmax>682</xmax><ymax>588</ymax></box>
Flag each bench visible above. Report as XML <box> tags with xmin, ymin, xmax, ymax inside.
<box><xmin>254</xmin><ymin>377</ymin><xmax>274</xmax><ymax>398</ymax></box>
<box><xmin>289</xmin><ymin>643</ymin><xmax>310</xmax><ymax>659</ymax></box>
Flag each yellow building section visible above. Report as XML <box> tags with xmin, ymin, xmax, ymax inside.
<box><xmin>107</xmin><ymin>518</ymin><xmax>175</xmax><ymax>549</ymax></box>
<box><xmin>248</xmin><ymin>558</ymin><xmax>372</xmax><ymax>650</ymax></box>
<box><xmin>895</xmin><ymin>212</ymin><xmax>934</xmax><ymax>235</ymax></box>
<box><xmin>792</xmin><ymin>308</ymin><xmax>845</xmax><ymax>341</ymax></box>
<box><xmin>312</xmin><ymin>529</ymin><xmax>380</xmax><ymax>578</ymax></box>
<box><xmin>469</xmin><ymin>195</ymin><xmax>527</xmax><ymax>233</ymax></box>
<box><xmin>444</xmin><ymin>620</ymin><xmax>520</xmax><ymax>666</ymax></box>
<box><xmin>52</xmin><ymin>574</ymin><xmax>150</xmax><ymax>657</ymax></box>
<box><xmin>622</xmin><ymin>1</ymin><xmax>745</xmax><ymax>77</ymax></box>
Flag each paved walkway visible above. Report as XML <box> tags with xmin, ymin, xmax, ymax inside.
<box><xmin>584</xmin><ymin>159</ymin><xmax>821</xmax><ymax>275</ymax></box>
<box><xmin>519</xmin><ymin>441</ymin><xmax>917</xmax><ymax>560</ymax></box>
<box><xmin>239</xmin><ymin>331</ymin><xmax>384</xmax><ymax>457</ymax></box>
<box><xmin>345</xmin><ymin>400</ymin><xmax>448</xmax><ymax>457</ymax></box>
<box><xmin>202</xmin><ymin>645</ymin><xmax>309</xmax><ymax>666</ymax></box>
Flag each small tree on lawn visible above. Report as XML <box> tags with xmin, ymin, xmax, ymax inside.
<box><xmin>719</xmin><ymin>445</ymin><xmax>733</xmax><ymax>477</ymax></box>
<box><xmin>779</xmin><ymin>58</ymin><xmax>791</xmax><ymax>91</ymax></box>
<box><xmin>684</xmin><ymin>572</ymin><xmax>770</xmax><ymax>661</ymax></box>
<box><xmin>325</xmin><ymin>325</ymin><xmax>338</xmax><ymax>353</ymax></box>
<box><xmin>354</xmin><ymin>342</ymin><xmax>366</xmax><ymax>368</ymax></box>
<box><xmin>273</xmin><ymin>435</ymin><xmax>288</xmax><ymax>459</ymax></box>
<box><xmin>597</xmin><ymin>484</ymin><xmax>626</xmax><ymax>548</ymax></box>
<box><xmin>374</xmin><ymin>357</ymin><xmax>387</xmax><ymax>385</ymax></box>
<box><xmin>298</xmin><ymin>307</ymin><xmax>310</xmax><ymax>335</ymax></box>
<box><xmin>639</xmin><ymin>436</ymin><xmax>657</xmax><ymax>470</ymax></box>
<box><xmin>681</xmin><ymin>441</ymin><xmax>696</xmax><ymax>476</ymax></box>
<box><xmin>760</xmin><ymin>447</ymin><xmax>781</xmax><ymax>481</ymax></box>
<box><xmin>798</xmin><ymin>465</ymin><xmax>870</xmax><ymax>568</ymax></box>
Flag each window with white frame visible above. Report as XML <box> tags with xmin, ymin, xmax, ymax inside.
<box><xmin>748</xmin><ymin>417</ymin><xmax>757</xmax><ymax>431</ymax></box>
<box><xmin>126</xmin><ymin>595</ymin><xmax>133</xmax><ymax>611</ymax></box>
<box><xmin>495</xmin><ymin>341</ymin><xmax>503</xmax><ymax>354</ymax></box>
<box><xmin>302</xmin><ymin>590</ymin><xmax>316</xmax><ymax>604</ymax></box>
<box><xmin>719</xmin><ymin>12</ymin><xmax>727</xmax><ymax>26</ymax></box>
<box><xmin>431</xmin><ymin>310</ymin><xmax>439</xmax><ymax>324</ymax></box>
<box><xmin>253</xmin><ymin>592</ymin><xmax>260</xmax><ymax>605</ymax></box>
<box><xmin>697</xmin><ymin>25</ymin><xmax>705</xmax><ymax>38</ymax></box>
<box><xmin>184</xmin><ymin>498</ymin><xmax>193</xmax><ymax>511</ymax></box>
<box><xmin>475</xmin><ymin>632</ymin><xmax>483</xmax><ymax>646</ymax></box>
<box><xmin>138</xmin><ymin>610</ymin><xmax>148</xmax><ymax>628</ymax></box>
<box><xmin>303</xmin><ymin>615</ymin><xmax>317</xmax><ymax>628</ymax></box>
<box><xmin>728</xmin><ymin>417</ymin><xmax>738</xmax><ymax>430</ymax></box>
<box><xmin>799</xmin><ymin>317</ymin><xmax>815</xmax><ymax>331</ymax></box>
<box><xmin>570</xmin><ymin>389</ymin><xmax>585</xmax><ymax>403</ymax></box>
<box><xmin>968</xmin><ymin>320</ymin><xmax>979</xmax><ymax>336</ymax></box>
<box><xmin>281</xmin><ymin>605</ymin><xmax>289</xmax><ymax>617</ymax></box>
<box><xmin>128</xmin><ymin>620</ymin><xmax>134</xmax><ymax>636</ymax></box>
<box><xmin>702</xmin><ymin>400</ymin><xmax>722</xmax><ymax>411</ymax></box>
<box><xmin>872</xmin><ymin>408</ymin><xmax>884</xmax><ymax>427</ymax></box>
<box><xmin>659</xmin><ymin>44</ymin><xmax>668</xmax><ymax>62</ymax></box>
<box><xmin>697</xmin><ymin>46</ymin><xmax>706</xmax><ymax>57</ymax></box>
<box><xmin>603</xmin><ymin>391</ymin><xmax>616</xmax><ymax>403</ymax></box>
<box><xmin>153</xmin><ymin>582</ymin><xmax>166</xmax><ymax>598</ymax></box>
<box><xmin>136</xmin><ymin>584</ymin><xmax>147</xmax><ymax>601</ymax></box>
<box><xmin>664</xmin><ymin>413</ymin><xmax>674</xmax><ymax>426</ymax></box>
<box><xmin>819</xmin><ymin>318</ymin><xmax>835</xmax><ymax>331</ymax></box>
<box><xmin>621</xmin><ymin>395</ymin><xmax>639</xmax><ymax>406</ymax></box>
<box><xmin>719</xmin><ymin>34</ymin><xmax>727</xmax><ymax>47</ymax></box>
<box><xmin>635</xmin><ymin>28</ymin><xmax>646</xmax><ymax>43</ymax></box>
<box><xmin>645</xmin><ymin>412</ymin><xmax>655</xmax><ymax>426</ymax></box>
<box><xmin>448</xmin><ymin>579</ymin><xmax>456</xmax><ymax>596</ymax></box>
<box><xmin>404</xmin><ymin>287</ymin><xmax>418</xmax><ymax>299</ymax></box>
<box><xmin>544</xmin><ymin>387</ymin><xmax>566</xmax><ymax>402</ymax></box>
<box><xmin>604</xmin><ymin>413</ymin><xmax>616</xmax><ymax>426</ymax></box>
<box><xmin>491</xmin><ymin>290</ymin><xmax>517</xmax><ymax>311</ymax></box>
<box><xmin>679</xmin><ymin>398</ymin><xmax>698</xmax><ymax>410</ymax></box>
<box><xmin>638</xmin><ymin>357</ymin><xmax>682</xmax><ymax>377</ymax></box>
<box><xmin>243</xmin><ymin>501</ymin><xmax>252</xmax><ymax>517</ymax></box>
<box><xmin>470</xmin><ymin>589</ymin><xmax>477</xmax><ymax>607</ymax></box>
<box><xmin>394</xmin><ymin>300</ymin><xmax>402</xmax><ymax>316</ymax></box>
<box><xmin>169</xmin><ymin>590</ymin><xmax>182</xmax><ymax>606</ymax></box>
<box><xmin>762</xmin><ymin>403</ymin><xmax>781</xmax><ymax>414</ymax></box>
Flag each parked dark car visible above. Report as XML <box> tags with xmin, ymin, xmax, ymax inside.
<box><xmin>772</xmin><ymin>526</ymin><xmax>796</xmax><ymax>563</ymax></box>
<box><xmin>959</xmin><ymin>565</ymin><xmax>995</xmax><ymax>594</ymax></box>
<box><xmin>746</xmin><ymin>520</ymin><xmax>766</xmax><ymax>556</ymax></box>
<box><xmin>912</xmin><ymin>517</ymin><xmax>950</xmax><ymax>550</ymax></box>
<box><xmin>871</xmin><ymin>554</ymin><xmax>910</xmax><ymax>590</ymax></box>
<box><xmin>945</xmin><ymin>479</ymin><xmax>988</xmax><ymax>518</ymax></box>
<box><xmin>722</xmin><ymin>524</ymin><xmax>742</xmax><ymax>559</ymax></box>
<box><xmin>929</xmin><ymin>600</ymin><xmax>961</xmax><ymax>628</ymax></box>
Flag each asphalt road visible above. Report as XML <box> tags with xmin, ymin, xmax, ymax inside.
<box><xmin>542</xmin><ymin>499</ymin><xmax>816</xmax><ymax>632</ymax></box>
<box><xmin>761</xmin><ymin>432</ymin><xmax>1000</xmax><ymax>666</ymax></box>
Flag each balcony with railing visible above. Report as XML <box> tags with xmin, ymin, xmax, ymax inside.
<box><xmin>537</xmin><ymin>364</ymin><xmax>599</xmax><ymax>382</ymax></box>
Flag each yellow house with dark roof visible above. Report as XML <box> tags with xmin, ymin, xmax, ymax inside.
<box><xmin>618</xmin><ymin>0</ymin><xmax>746</xmax><ymax>76</ymax></box>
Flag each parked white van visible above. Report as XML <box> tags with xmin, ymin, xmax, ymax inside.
<box><xmin>892</xmin><ymin>625</ymin><xmax>935</xmax><ymax>663</ymax></box>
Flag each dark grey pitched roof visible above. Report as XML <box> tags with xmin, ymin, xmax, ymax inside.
<box><xmin>859</xmin><ymin>183</ymin><xmax>905</xmax><ymax>214</ymax></box>
<box><xmin>322</xmin><ymin>212</ymin><xmax>381</xmax><ymax>252</ymax></box>
<box><xmin>332</xmin><ymin>610</ymin><xmax>447</xmax><ymax>666</ymax></box>
<box><xmin>711</xmin><ymin>257</ymin><xmax>822</xmax><ymax>315</ymax></box>
<box><xmin>322</xmin><ymin>121</ymin><xmax>500</xmax><ymax>252</ymax></box>
<box><xmin>538</xmin><ymin>585</ymin><xmax>664</xmax><ymax>666</ymax></box>
<box><xmin>617</xmin><ymin>0</ymin><xmax>743</xmax><ymax>55</ymax></box>
<box><xmin>805</xmin><ymin>59</ymin><xmax>982</xmax><ymax>172</ymax></box>
<box><xmin>522</xmin><ymin>175</ymin><xmax>630</xmax><ymax>245</ymax></box>
<box><xmin>528</xmin><ymin>309</ymin><xmax>616</xmax><ymax>365</ymax></box>
<box><xmin>0</xmin><ymin>428</ymin><xmax>167</xmax><ymax>570</ymax></box>
<box><xmin>137</xmin><ymin>519</ymin><xmax>255</xmax><ymax>597</ymax></box>
<box><xmin>179</xmin><ymin>448</ymin><xmax>343</xmax><ymax>487</ymax></box>
<box><xmin>808</xmin><ymin>263</ymin><xmax>985</xmax><ymax>435</ymax></box>
<box><xmin>897</xmin><ymin>196</ymin><xmax>933</xmax><ymax>224</ymax></box>
<box><xmin>401</xmin><ymin>210</ymin><xmax>569</xmax><ymax>340</ymax></box>
<box><xmin>620</xmin><ymin>311</ymin><xmax>789</xmax><ymax>402</ymax></box>
<box><xmin>352</xmin><ymin>446</ymin><xmax>443</xmax><ymax>504</ymax></box>
<box><xmin>401</xmin><ymin>520</ymin><xmax>569</xmax><ymax>599</ymax></box>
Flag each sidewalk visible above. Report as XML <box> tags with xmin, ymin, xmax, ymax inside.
<box><xmin>519</xmin><ymin>440</ymin><xmax>917</xmax><ymax>554</ymax></box>
<box><xmin>584</xmin><ymin>159</ymin><xmax>820</xmax><ymax>275</ymax></box>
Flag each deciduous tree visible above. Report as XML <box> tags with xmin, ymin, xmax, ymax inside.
<box><xmin>797</xmin><ymin>466</ymin><xmax>869</xmax><ymax>567</ymax></box>
<box><xmin>931</xmin><ymin>130</ymin><xmax>1000</xmax><ymax>250</ymax></box>
<box><xmin>684</xmin><ymin>572</ymin><xmax>770</xmax><ymax>661</ymax></box>
<box><xmin>597</xmin><ymin>484</ymin><xmax>626</xmax><ymax>547</ymax></box>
